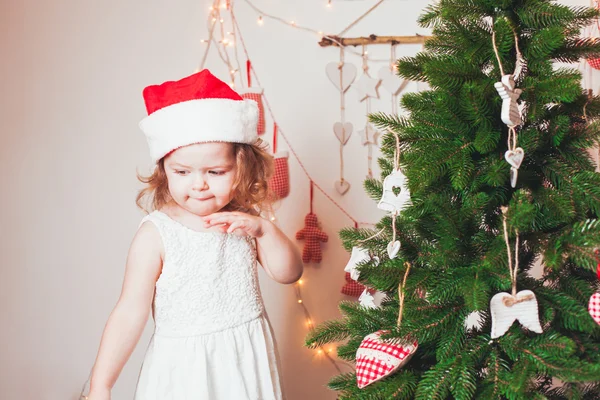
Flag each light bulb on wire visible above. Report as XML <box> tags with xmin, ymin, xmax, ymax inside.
<box><xmin>257</xmin><ymin>16</ymin><xmax>264</xmax><ymax>26</ymax></box>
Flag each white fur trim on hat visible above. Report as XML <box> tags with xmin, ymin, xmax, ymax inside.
<box><xmin>139</xmin><ymin>98</ymin><xmax>259</xmax><ymax>163</ymax></box>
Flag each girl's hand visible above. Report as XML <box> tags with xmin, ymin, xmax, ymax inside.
<box><xmin>203</xmin><ymin>212</ymin><xmax>266</xmax><ymax>237</ymax></box>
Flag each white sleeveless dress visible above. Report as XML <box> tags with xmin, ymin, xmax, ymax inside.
<box><xmin>133</xmin><ymin>210</ymin><xmax>284</xmax><ymax>400</ymax></box>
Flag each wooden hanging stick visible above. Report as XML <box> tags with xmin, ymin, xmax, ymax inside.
<box><xmin>319</xmin><ymin>34</ymin><xmax>430</xmax><ymax>47</ymax></box>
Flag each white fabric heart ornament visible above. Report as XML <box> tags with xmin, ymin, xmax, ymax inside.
<box><xmin>356</xmin><ymin>330</ymin><xmax>418</xmax><ymax>389</ymax></box>
<box><xmin>490</xmin><ymin>290</ymin><xmax>543</xmax><ymax>339</ymax></box>
<box><xmin>333</xmin><ymin>122</ymin><xmax>353</xmax><ymax>145</ymax></box>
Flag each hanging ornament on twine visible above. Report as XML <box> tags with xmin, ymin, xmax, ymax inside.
<box><xmin>326</xmin><ymin>48</ymin><xmax>356</xmax><ymax>195</ymax></box>
<box><xmin>586</xmin><ymin>1</ymin><xmax>600</xmax><ymax>69</ymax></box>
<box><xmin>377</xmin><ymin>131</ymin><xmax>411</xmax><ymax>259</ymax></box>
<box><xmin>588</xmin><ymin>249</ymin><xmax>600</xmax><ymax>325</ymax></box>
<box><xmin>378</xmin><ymin>44</ymin><xmax>410</xmax><ymax>114</ymax></box>
<box><xmin>492</xmin><ymin>22</ymin><xmax>527</xmax><ymax>188</ymax></box>
<box><xmin>267</xmin><ymin>123</ymin><xmax>290</xmax><ymax>200</ymax></box>
<box><xmin>490</xmin><ymin>207</ymin><xmax>543</xmax><ymax>339</ymax></box>
<box><xmin>355</xmin><ymin>262</ymin><xmax>417</xmax><ymax>388</ymax></box>
<box><xmin>355</xmin><ymin>44</ymin><xmax>381</xmax><ymax>179</ymax></box>
<box><xmin>353</xmin><ymin>44</ymin><xmax>380</xmax><ymax>102</ymax></box>
<box><xmin>295</xmin><ymin>181</ymin><xmax>328</xmax><ymax>264</ymax></box>
<box><xmin>240</xmin><ymin>60</ymin><xmax>266</xmax><ymax>136</ymax></box>
<box><xmin>342</xmin><ymin>223</ymin><xmax>385</xmax><ymax>300</ymax></box>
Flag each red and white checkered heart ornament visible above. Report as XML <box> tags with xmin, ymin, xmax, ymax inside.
<box><xmin>355</xmin><ymin>330</ymin><xmax>418</xmax><ymax>389</ymax></box>
<box><xmin>589</xmin><ymin>293</ymin><xmax>600</xmax><ymax>326</ymax></box>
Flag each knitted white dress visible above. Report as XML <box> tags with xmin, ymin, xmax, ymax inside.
<box><xmin>133</xmin><ymin>211</ymin><xmax>284</xmax><ymax>400</ymax></box>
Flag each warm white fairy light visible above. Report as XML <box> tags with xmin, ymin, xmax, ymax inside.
<box><xmin>243</xmin><ymin>0</ymin><xmax>403</xmax><ymax>62</ymax></box>
<box><xmin>257</xmin><ymin>16</ymin><xmax>264</xmax><ymax>25</ymax></box>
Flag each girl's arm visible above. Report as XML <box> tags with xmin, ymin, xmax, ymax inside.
<box><xmin>87</xmin><ymin>222</ymin><xmax>163</xmax><ymax>396</ymax></box>
<box><xmin>203</xmin><ymin>212</ymin><xmax>304</xmax><ymax>284</ymax></box>
<box><xmin>255</xmin><ymin>220</ymin><xmax>303</xmax><ymax>284</ymax></box>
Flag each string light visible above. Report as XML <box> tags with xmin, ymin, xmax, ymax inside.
<box><xmin>243</xmin><ymin>0</ymin><xmax>404</xmax><ymax>62</ymax></box>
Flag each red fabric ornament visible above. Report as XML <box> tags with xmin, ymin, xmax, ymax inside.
<box><xmin>355</xmin><ymin>330</ymin><xmax>418</xmax><ymax>389</ymax></box>
<box><xmin>240</xmin><ymin>88</ymin><xmax>265</xmax><ymax>135</ymax></box>
<box><xmin>296</xmin><ymin>213</ymin><xmax>328</xmax><ymax>263</ymax></box>
<box><xmin>589</xmin><ymin>293</ymin><xmax>600</xmax><ymax>326</ymax></box>
<box><xmin>267</xmin><ymin>124</ymin><xmax>290</xmax><ymax>200</ymax></box>
<box><xmin>269</xmin><ymin>152</ymin><xmax>290</xmax><ymax>199</ymax></box>
<box><xmin>341</xmin><ymin>272</ymin><xmax>365</xmax><ymax>297</ymax></box>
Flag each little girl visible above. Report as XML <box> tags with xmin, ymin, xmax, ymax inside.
<box><xmin>85</xmin><ymin>70</ymin><xmax>303</xmax><ymax>400</ymax></box>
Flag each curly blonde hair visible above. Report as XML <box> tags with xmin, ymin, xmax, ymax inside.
<box><xmin>136</xmin><ymin>139</ymin><xmax>275</xmax><ymax>216</ymax></box>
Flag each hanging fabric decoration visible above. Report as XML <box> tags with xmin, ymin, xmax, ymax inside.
<box><xmin>240</xmin><ymin>60</ymin><xmax>266</xmax><ymax>135</ymax></box>
<box><xmin>355</xmin><ymin>45</ymin><xmax>381</xmax><ymax>179</ymax></box>
<box><xmin>356</xmin><ymin>262</ymin><xmax>417</xmax><ymax>388</ymax></box>
<box><xmin>268</xmin><ymin>123</ymin><xmax>290</xmax><ymax>200</ymax></box>
<box><xmin>492</xmin><ymin>24</ymin><xmax>526</xmax><ymax>188</ymax></box>
<box><xmin>326</xmin><ymin>48</ymin><xmax>356</xmax><ymax>195</ymax></box>
<box><xmin>377</xmin><ymin>44</ymin><xmax>410</xmax><ymax>114</ymax></box>
<box><xmin>588</xmin><ymin>249</ymin><xmax>600</xmax><ymax>325</ymax></box>
<box><xmin>377</xmin><ymin>131</ymin><xmax>410</xmax><ymax>259</ymax></box>
<box><xmin>296</xmin><ymin>181</ymin><xmax>328</xmax><ymax>263</ymax></box>
<box><xmin>341</xmin><ymin>272</ymin><xmax>366</xmax><ymax>297</ymax></box>
<box><xmin>490</xmin><ymin>207</ymin><xmax>543</xmax><ymax>339</ymax></box>
<box><xmin>586</xmin><ymin>1</ymin><xmax>600</xmax><ymax>69</ymax></box>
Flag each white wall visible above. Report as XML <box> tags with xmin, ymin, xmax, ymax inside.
<box><xmin>0</xmin><ymin>0</ymin><xmax>592</xmax><ymax>399</ymax></box>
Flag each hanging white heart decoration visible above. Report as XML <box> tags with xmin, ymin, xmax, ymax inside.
<box><xmin>505</xmin><ymin>148</ymin><xmax>525</xmax><ymax>169</ymax></box>
<box><xmin>355</xmin><ymin>330</ymin><xmax>418</xmax><ymax>388</ymax></box>
<box><xmin>334</xmin><ymin>180</ymin><xmax>351</xmax><ymax>195</ymax></box>
<box><xmin>333</xmin><ymin>122</ymin><xmax>353</xmax><ymax>145</ymax></box>
<box><xmin>377</xmin><ymin>67</ymin><xmax>409</xmax><ymax>96</ymax></box>
<box><xmin>490</xmin><ymin>290</ymin><xmax>543</xmax><ymax>339</ymax></box>
<box><xmin>387</xmin><ymin>240</ymin><xmax>401</xmax><ymax>259</ymax></box>
<box><xmin>326</xmin><ymin>62</ymin><xmax>357</xmax><ymax>93</ymax></box>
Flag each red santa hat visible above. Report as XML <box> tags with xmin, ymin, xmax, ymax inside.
<box><xmin>139</xmin><ymin>69</ymin><xmax>259</xmax><ymax>163</ymax></box>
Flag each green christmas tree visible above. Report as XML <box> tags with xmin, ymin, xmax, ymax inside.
<box><xmin>307</xmin><ymin>1</ymin><xmax>600</xmax><ymax>398</ymax></box>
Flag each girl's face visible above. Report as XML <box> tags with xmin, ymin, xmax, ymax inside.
<box><xmin>163</xmin><ymin>142</ymin><xmax>237</xmax><ymax>216</ymax></box>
